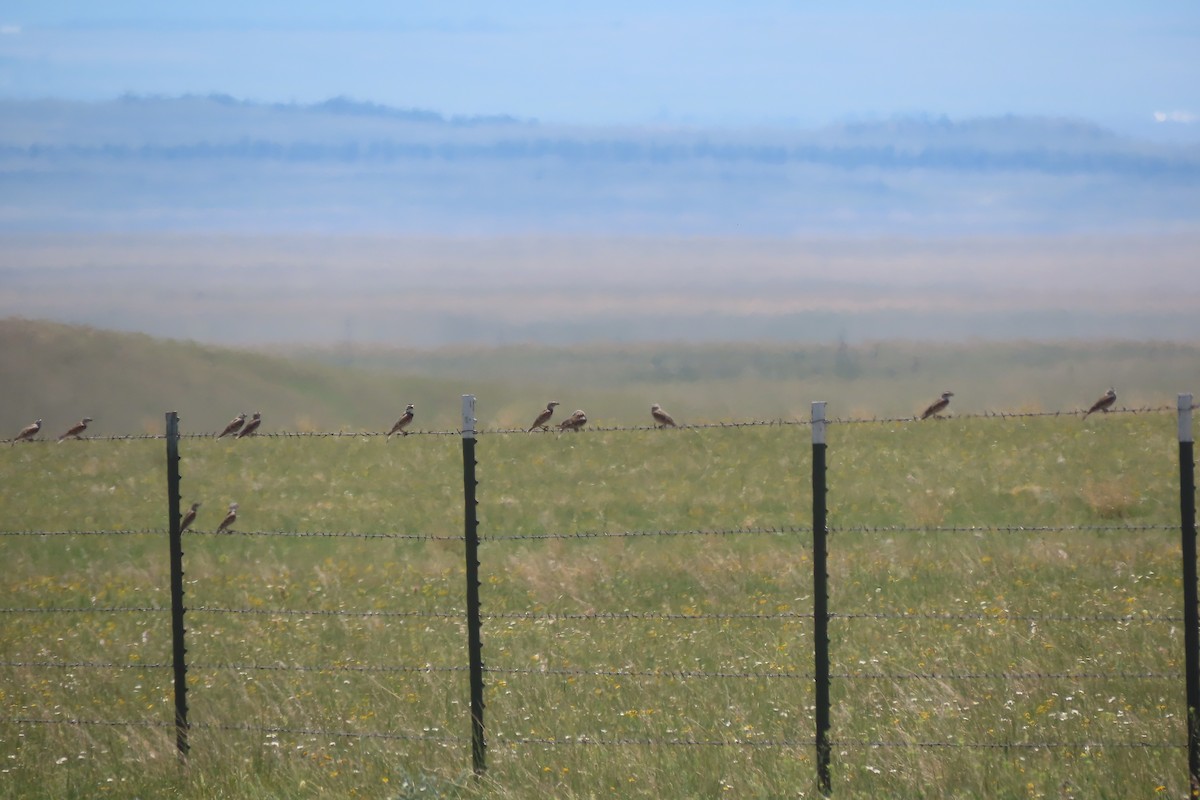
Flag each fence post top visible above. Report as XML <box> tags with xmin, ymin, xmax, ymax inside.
<box><xmin>1181</xmin><ymin>393</ymin><xmax>1194</xmax><ymax>445</ymax></box>
<box><xmin>462</xmin><ymin>395</ymin><xmax>477</xmax><ymax>440</ymax></box>
<box><xmin>812</xmin><ymin>401</ymin><xmax>827</xmax><ymax>445</ymax></box>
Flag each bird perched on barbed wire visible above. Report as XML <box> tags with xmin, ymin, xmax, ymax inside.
<box><xmin>558</xmin><ymin>409</ymin><xmax>588</xmax><ymax>432</ymax></box>
<box><xmin>650</xmin><ymin>403</ymin><xmax>677</xmax><ymax>428</ymax></box>
<box><xmin>180</xmin><ymin>502</ymin><xmax>201</xmax><ymax>533</ymax></box>
<box><xmin>217</xmin><ymin>413</ymin><xmax>246</xmax><ymax>438</ymax></box>
<box><xmin>216</xmin><ymin>502</ymin><xmax>238</xmax><ymax>534</ymax></box>
<box><xmin>387</xmin><ymin>404</ymin><xmax>415</xmax><ymax>439</ymax></box>
<box><xmin>920</xmin><ymin>391</ymin><xmax>954</xmax><ymax>420</ymax></box>
<box><xmin>11</xmin><ymin>418</ymin><xmax>41</xmax><ymax>445</ymax></box>
<box><xmin>528</xmin><ymin>401</ymin><xmax>560</xmax><ymax>432</ymax></box>
<box><xmin>1083</xmin><ymin>388</ymin><xmax>1117</xmax><ymax>419</ymax></box>
<box><xmin>237</xmin><ymin>412</ymin><xmax>262</xmax><ymax>438</ymax></box>
<box><xmin>57</xmin><ymin>417</ymin><xmax>93</xmax><ymax>442</ymax></box>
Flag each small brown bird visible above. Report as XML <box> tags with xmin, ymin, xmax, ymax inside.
<box><xmin>387</xmin><ymin>404</ymin><xmax>416</xmax><ymax>439</ymax></box>
<box><xmin>1083</xmin><ymin>388</ymin><xmax>1117</xmax><ymax>418</ymax></box>
<box><xmin>650</xmin><ymin>403</ymin><xmax>677</xmax><ymax>428</ymax></box>
<box><xmin>57</xmin><ymin>417</ymin><xmax>93</xmax><ymax>442</ymax></box>
<box><xmin>237</xmin><ymin>412</ymin><xmax>262</xmax><ymax>438</ymax></box>
<box><xmin>179</xmin><ymin>502</ymin><xmax>201</xmax><ymax>533</ymax></box>
<box><xmin>558</xmin><ymin>409</ymin><xmax>588</xmax><ymax>432</ymax></box>
<box><xmin>920</xmin><ymin>391</ymin><xmax>954</xmax><ymax>420</ymax></box>
<box><xmin>217</xmin><ymin>413</ymin><xmax>246</xmax><ymax>438</ymax></box>
<box><xmin>12</xmin><ymin>418</ymin><xmax>41</xmax><ymax>445</ymax></box>
<box><xmin>216</xmin><ymin>502</ymin><xmax>238</xmax><ymax>534</ymax></box>
<box><xmin>528</xmin><ymin>401</ymin><xmax>560</xmax><ymax>432</ymax></box>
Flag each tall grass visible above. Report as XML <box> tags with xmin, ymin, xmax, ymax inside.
<box><xmin>0</xmin><ymin>411</ymin><xmax>1191</xmax><ymax>798</ymax></box>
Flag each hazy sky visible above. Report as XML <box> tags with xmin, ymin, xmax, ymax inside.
<box><xmin>1</xmin><ymin>1</ymin><xmax>1198</xmax><ymax>135</ymax></box>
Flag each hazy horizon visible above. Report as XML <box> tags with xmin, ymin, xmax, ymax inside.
<box><xmin>1</xmin><ymin>5</ymin><xmax>1198</xmax><ymax>348</ymax></box>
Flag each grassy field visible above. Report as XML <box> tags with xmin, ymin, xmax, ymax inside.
<box><xmin>0</xmin><ymin>406</ymin><xmax>1192</xmax><ymax>798</ymax></box>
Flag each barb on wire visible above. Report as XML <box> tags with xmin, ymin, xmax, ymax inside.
<box><xmin>484</xmin><ymin>665</ymin><xmax>813</xmax><ymax>680</ymax></box>
<box><xmin>484</xmin><ymin>610</ymin><xmax>813</xmax><ymax>622</ymax></box>
<box><xmin>192</xmin><ymin>720</ymin><xmax>465</xmax><ymax>744</ymax></box>
<box><xmin>482</xmin><ymin>524</ymin><xmax>811</xmax><ymax>542</ymax></box>
<box><xmin>192</xmin><ymin>662</ymin><xmax>468</xmax><ymax>674</ymax></box>
<box><xmin>0</xmin><ymin>606</ymin><xmax>165</xmax><ymax>614</ymax></box>
<box><xmin>190</xmin><ymin>605</ymin><xmax>463</xmax><ymax>619</ymax></box>
<box><xmin>831</xmin><ymin>610</ymin><xmax>1182</xmax><ymax>623</ymax></box>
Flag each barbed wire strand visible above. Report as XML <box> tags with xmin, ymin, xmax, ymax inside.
<box><xmin>481</xmin><ymin>608</ymin><xmax>1181</xmax><ymax>623</ymax></box>
<box><xmin>0</xmin><ymin>605</ymin><xmax>1175</xmax><ymax>623</ymax></box>
<box><xmin>835</xmin><ymin>670</ymin><xmax>1181</xmax><ymax>681</ymax></box>
<box><xmin>1</xmin><ymin>403</ymin><xmax>1180</xmax><ymax>445</ymax></box>
<box><xmin>0</xmin><ymin>661</ymin><xmax>171</xmax><ymax>670</ymax></box>
<box><xmin>496</xmin><ymin>733</ymin><xmax>815</xmax><ymax>748</ymax></box>
<box><xmin>0</xmin><ymin>717</ymin><xmax>464</xmax><ymax>744</ymax></box>
<box><xmin>482</xmin><ymin>524</ymin><xmax>812</xmax><ymax>542</ymax></box>
<box><xmin>494</xmin><ymin>734</ymin><xmax>1181</xmax><ymax>750</ymax></box>
<box><xmin>0</xmin><ymin>660</ymin><xmax>465</xmax><ymax>674</ymax></box>
<box><xmin>185</xmin><ymin>529</ymin><xmax>463</xmax><ymax>541</ymax></box>
<box><xmin>0</xmin><ymin>528</ymin><xmax>459</xmax><ymax>540</ymax></box>
<box><xmin>484</xmin><ymin>610</ymin><xmax>813</xmax><ymax>621</ymax></box>
<box><xmin>1</xmin><ymin>717</ymin><xmax>1177</xmax><ymax>751</ymax></box>
<box><xmin>1</xmin><ymin>522</ymin><xmax>1184</xmax><ymax>540</ymax></box>
<box><xmin>0</xmin><ymin>606</ymin><xmax>165</xmax><ymax>614</ymax></box>
<box><xmin>830</xmin><ymin>739</ymin><xmax>1182</xmax><ymax>750</ymax></box>
<box><xmin>0</xmin><ymin>528</ymin><xmax>164</xmax><ymax>537</ymax></box>
<box><xmin>190</xmin><ymin>662</ymin><xmax>468</xmax><ymax>674</ymax></box>
<box><xmin>828</xmin><ymin>523</ymin><xmax>1180</xmax><ymax>535</ymax></box>
<box><xmin>0</xmin><ymin>716</ymin><xmax>173</xmax><ymax>730</ymax></box>
<box><xmin>486</xmin><ymin>665</ymin><xmax>816</xmax><ymax>680</ymax></box>
<box><xmin>483</xmin><ymin>665</ymin><xmax>1180</xmax><ymax>682</ymax></box>
<box><xmin>190</xmin><ymin>605</ymin><xmax>463</xmax><ymax>619</ymax></box>
<box><xmin>2</xmin><ymin>660</ymin><xmax>1174</xmax><ymax>683</ymax></box>
<box><xmin>190</xmin><ymin>720</ymin><xmax>466</xmax><ymax>744</ymax></box>
<box><xmin>831</xmin><ymin>611</ymin><xmax>1182</xmax><ymax>623</ymax></box>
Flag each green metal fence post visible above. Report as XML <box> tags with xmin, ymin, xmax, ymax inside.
<box><xmin>165</xmin><ymin>411</ymin><xmax>190</xmax><ymax>761</ymax></box>
<box><xmin>812</xmin><ymin>401</ymin><xmax>831</xmax><ymax>795</ymax></box>
<box><xmin>461</xmin><ymin>395</ymin><xmax>486</xmax><ymax>775</ymax></box>
<box><xmin>1179</xmin><ymin>394</ymin><xmax>1198</xmax><ymax>794</ymax></box>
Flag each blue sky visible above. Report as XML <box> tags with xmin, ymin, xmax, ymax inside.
<box><xmin>1</xmin><ymin>1</ymin><xmax>1198</xmax><ymax>135</ymax></box>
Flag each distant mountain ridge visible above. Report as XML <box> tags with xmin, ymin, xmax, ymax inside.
<box><xmin>0</xmin><ymin>95</ymin><xmax>1197</xmax><ymax>235</ymax></box>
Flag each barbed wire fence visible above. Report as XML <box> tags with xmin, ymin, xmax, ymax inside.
<box><xmin>0</xmin><ymin>395</ymin><xmax>1196</xmax><ymax>795</ymax></box>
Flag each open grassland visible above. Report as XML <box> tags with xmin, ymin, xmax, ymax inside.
<box><xmin>0</xmin><ymin>409</ymin><xmax>1192</xmax><ymax>798</ymax></box>
<box><xmin>4</xmin><ymin>234</ymin><xmax>1200</xmax><ymax>347</ymax></box>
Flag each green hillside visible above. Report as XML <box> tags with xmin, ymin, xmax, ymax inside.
<box><xmin>3</xmin><ymin>317</ymin><xmax>1198</xmax><ymax>444</ymax></box>
<box><xmin>0</xmin><ymin>318</ymin><xmax>510</xmax><ymax>437</ymax></box>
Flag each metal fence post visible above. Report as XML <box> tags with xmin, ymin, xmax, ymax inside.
<box><xmin>461</xmin><ymin>395</ymin><xmax>486</xmax><ymax>775</ymax></box>
<box><xmin>812</xmin><ymin>401</ymin><xmax>831</xmax><ymax>795</ymax></box>
<box><xmin>1179</xmin><ymin>394</ymin><xmax>1199</xmax><ymax>793</ymax></box>
<box><xmin>165</xmin><ymin>411</ymin><xmax>190</xmax><ymax>761</ymax></box>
